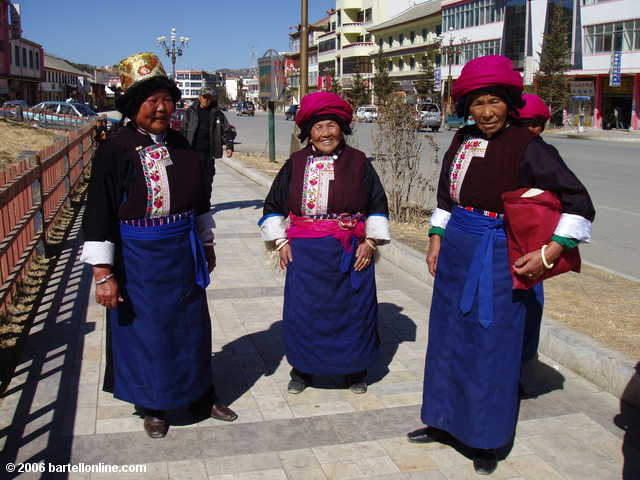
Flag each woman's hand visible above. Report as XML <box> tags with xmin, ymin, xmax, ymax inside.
<box><xmin>426</xmin><ymin>235</ymin><xmax>441</xmax><ymax>277</ymax></box>
<box><xmin>513</xmin><ymin>241</ymin><xmax>564</xmax><ymax>281</ymax></box>
<box><xmin>354</xmin><ymin>239</ymin><xmax>375</xmax><ymax>272</ymax></box>
<box><xmin>278</xmin><ymin>244</ymin><xmax>293</xmax><ymax>270</ymax></box>
<box><xmin>93</xmin><ymin>266</ymin><xmax>123</xmax><ymax>309</ymax></box>
<box><xmin>205</xmin><ymin>245</ymin><xmax>216</xmax><ymax>273</ymax></box>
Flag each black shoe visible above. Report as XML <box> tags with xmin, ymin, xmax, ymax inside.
<box><xmin>473</xmin><ymin>449</ymin><xmax>498</xmax><ymax>475</ymax></box>
<box><xmin>349</xmin><ymin>381</ymin><xmax>367</xmax><ymax>394</ymax></box>
<box><xmin>287</xmin><ymin>379</ymin><xmax>307</xmax><ymax>394</ymax></box>
<box><xmin>407</xmin><ymin>427</ymin><xmax>438</xmax><ymax>444</ymax></box>
<box><xmin>143</xmin><ymin>414</ymin><xmax>168</xmax><ymax>439</ymax></box>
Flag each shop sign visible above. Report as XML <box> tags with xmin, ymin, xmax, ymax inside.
<box><xmin>434</xmin><ymin>68</ymin><xmax>441</xmax><ymax>90</ymax></box>
<box><xmin>609</xmin><ymin>51</ymin><xmax>622</xmax><ymax>87</ymax></box>
<box><xmin>258</xmin><ymin>49</ymin><xmax>286</xmax><ymax>102</ymax></box>
<box><xmin>570</xmin><ymin>80</ymin><xmax>594</xmax><ymax>97</ymax></box>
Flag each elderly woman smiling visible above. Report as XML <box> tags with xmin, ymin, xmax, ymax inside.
<box><xmin>259</xmin><ymin>92</ymin><xmax>391</xmax><ymax>395</ymax></box>
<box><xmin>81</xmin><ymin>52</ymin><xmax>236</xmax><ymax>439</ymax></box>
<box><xmin>407</xmin><ymin>56</ymin><xmax>595</xmax><ymax>475</ymax></box>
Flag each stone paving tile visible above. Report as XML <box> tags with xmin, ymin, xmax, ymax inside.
<box><xmin>168</xmin><ymin>459</ymin><xmax>209</xmax><ymax>480</ymax></box>
<box><xmin>204</xmin><ymin>452</ymin><xmax>282</xmax><ymax>476</ymax></box>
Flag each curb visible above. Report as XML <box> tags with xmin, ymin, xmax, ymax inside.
<box><xmin>220</xmin><ymin>156</ymin><xmax>640</xmax><ymax>409</ymax></box>
<box><xmin>546</xmin><ymin>131</ymin><xmax>640</xmax><ymax>144</ymax></box>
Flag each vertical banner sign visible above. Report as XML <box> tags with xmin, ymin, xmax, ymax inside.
<box><xmin>609</xmin><ymin>51</ymin><xmax>622</xmax><ymax>87</ymax></box>
<box><xmin>434</xmin><ymin>69</ymin><xmax>441</xmax><ymax>91</ymax></box>
<box><xmin>258</xmin><ymin>49</ymin><xmax>286</xmax><ymax>102</ymax></box>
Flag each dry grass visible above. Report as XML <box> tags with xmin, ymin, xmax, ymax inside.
<box><xmin>230</xmin><ymin>153</ymin><xmax>639</xmax><ymax>359</ymax></box>
<box><xmin>0</xmin><ymin>119</ymin><xmax>63</xmax><ymax>168</ymax></box>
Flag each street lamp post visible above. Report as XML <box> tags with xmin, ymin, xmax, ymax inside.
<box><xmin>156</xmin><ymin>27</ymin><xmax>190</xmax><ymax>79</ymax></box>
<box><xmin>437</xmin><ymin>27</ymin><xmax>469</xmax><ymax>115</ymax></box>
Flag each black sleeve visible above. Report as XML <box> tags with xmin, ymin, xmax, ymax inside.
<box><xmin>364</xmin><ymin>160</ymin><xmax>389</xmax><ymax>215</ymax></box>
<box><xmin>219</xmin><ymin>112</ymin><xmax>236</xmax><ymax>150</ymax></box>
<box><xmin>263</xmin><ymin>160</ymin><xmax>292</xmax><ymax>217</ymax></box>
<box><xmin>519</xmin><ymin>137</ymin><xmax>596</xmax><ymax>221</ymax></box>
<box><xmin>82</xmin><ymin>140</ymin><xmax>121</xmax><ymax>243</ymax></box>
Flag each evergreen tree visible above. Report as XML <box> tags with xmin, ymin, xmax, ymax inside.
<box><xmin>372</xmin><ymin>49</ymin><xmax>396</xmax><ymax>106</ymax></box>
<box><xmin>535</xmin><ymin>4</ymin><xmax>572</xmax><ymax>118</ymax></box>
<box><xmin>414</xmin><ymin>49</ymin><xmax>437</xmax><ymax>101</ymax></box>
<box><xmin>346</xmin><ymin>72</ymin><xmax>370</xmax><ymax>108</ymax></box>
<box><xmin>328</xmin><ymin>76</ymin><xmax>342</xmax><ymax>95</ymax></box>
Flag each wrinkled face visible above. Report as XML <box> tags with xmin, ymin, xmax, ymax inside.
<box><xmin>310</xmin><ymin>120</ymin><xmax>342</xmax><ymax>154</ymax></box>
<box><xmin>135</xmin><ymin>88</ymin><xmax>174</xmax><ymax>134</ymax></box>
<box><xmin>199</xmin><ymin>94</ymin><xmax>213</xmax><ymax>108</ymax></box>
<box><xmin>468</xmin><ymin>93</ymin><xmax>509</xmax><ymax>138</ymax></box>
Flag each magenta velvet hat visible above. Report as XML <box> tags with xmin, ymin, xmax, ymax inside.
<box><xmin>452</xmin><ymin>55</ymin><xmax>523</xmax><ymax>102</ymax></box>
<box><xmin>296</xmin><ymin>92</ymin><xmax>353</xmax><ymax>128</ymax></box>
<box><xmin>518</xmin><ymin>94</ymin><xmax>551</xmax><ymax>120</ymax></box>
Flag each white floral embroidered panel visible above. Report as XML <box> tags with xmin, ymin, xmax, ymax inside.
<box><xmin>301</xmin><ymin>155</ymin><xmax>335</xmax><ymax>216</ymax></box>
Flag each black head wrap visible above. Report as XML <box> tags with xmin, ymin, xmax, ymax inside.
<box><xmin>115</xmin><ymin>76</ymin><xmax>181</xmax><ymax>119</ymax></box>
<box><xmin>455</xmin><ymin>86</ymin><xmax>524</xmax><ymax>119</ymax></box>
<box><xmin>298</xmin><ymin>114</ymin><xmax>353</xmax><ymax>142</ymax></box>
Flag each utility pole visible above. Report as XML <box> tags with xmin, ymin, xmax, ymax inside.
<box><xmin>290</xmin><ymin>0</ymin><xmax>309</xmax><ymax>154</ymax></box>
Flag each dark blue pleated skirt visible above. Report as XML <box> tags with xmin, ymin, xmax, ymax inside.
<box><xmin>283</xmin><ymin>236</ymin><xmax>381</xmax><ymax>375</ymax></box>
<box><xmin>421</xmin><ymin>208</ymin><xmax>539</xmax><ymax>449</ymax></box>
<box><xmin>108</xmin><ymin>217</ymin><xmax>212</xmax><ymax>410</ymax></box>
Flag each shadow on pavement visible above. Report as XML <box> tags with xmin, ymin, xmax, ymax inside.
<box><xmin>615</xmin><ymin>362</ymin><xmax>640</xmax><ymax>480</ymax></box>
<box><xmin>0</xmin><ymin>208</ymin><xmax>93</xmax><ymax>478</ymax></box>
<box><xmin>211</xmin><ymin>199</ymin><xmax>263</xmax><ymax>215</ymax></box>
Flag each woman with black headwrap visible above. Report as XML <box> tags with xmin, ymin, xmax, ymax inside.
<box><xmin>81</xmin><ymin>52</ymin><xmax>237</xmax><ymax>439</ymax></box>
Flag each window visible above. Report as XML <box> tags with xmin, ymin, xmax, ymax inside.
<box><xmin>378</xmin><ymin>38</ymin><xmax>384</xmax><ymax>49</ymax></box>
<box><xmin>450</xmin><ymin>39</ymin><xmax>501</xmax><ymax>65</ymax></box>
<box><xmin>15</xmin><ymin>45</ymin><xmax>20</xmax><ymax>66</ymax></box>
<box><xmin>388</xmin><ymin>36</ymin><xmax>393</xmax><ymax>47</ymax></box>
<box><xmin>190</xmin><ymin>74</ymin><xmax>202</xmax><ymax>80</ymax></box>
<box><xmin>343</xmin><ymin>56</ymin><xmax>372</xmax><ymax>74</ymax></box>
<box><xmin>29</xmin><ymin>50</ymin><xmax>33</xmax><ymax>69</ymax></box>
<box><xmin>443</xmin><ymin>0</ymin><xmax>504</xmax><ymax>31</ymax></box>
<box><xmin>410</xmin><ymin>31</ymin><xmax>416</xmax><ymax>44</ymax></box>
<box><xmin>388</xmin><ymin>60</ymin><xmax>393</xmax><ymax>72</ymax></box>
<box><xmin>22</xmin><ymin>47</ymin><xmax>26</xmax><ymax>66</ymax></box>
<box><xmin>422</xmin><ymin>28</ymin><xmax>429</xmax><ymax>42</ymax></box>
<box><xmin>319</xmin><ymin>38</ymin><xmax>336</xmax><ymax>53</ymax></box>
<box><xmin>319</xmin><ymin>60</ymin><xmax>336</xmax><ymax>76</ymax></box>
<box><xmin>177</xmin><ymin>74</ymin><xmax>186</xmax><ymax>80</ymax></box>
<box><xmin>35</xmin><ymin>52</ymin><xmax>39</xmax><ymax>69</ymax></box>
<box><xmin>582</xmin><ymin>0</ymin><xmax>616</xmax><ymax>4</ymax></box>
<box><xmin>399</xmin><ymin>58</ymin><xmax>404</xmax><ymax>70</ymax></box>
<box><xmin>584</xmin><ymin>19</ymin><xmax>640</xmax><ymax>53</ymax></box>
<box><xmin>357</xmin><ymin>10</ymin><xmax>364</xmax><ymax>22</ymax></box>
<box><xmin>399</xmin><ymin>33</ymin><xmax>404</xmax><ymax>46</ymax></box>
<box><xmin>365</xmin><ymin>34</ymin><xmax>371</xmax><ymax>43</ymax></box>
<box><xmin>503</xmin><ymin>0</ymin><xmax>527</xmax><ymax>69</ymax></box>
<box><xmin>364</xmin><ymin>8</ymin><xmax>372</xmax><ymax>23</ymax></box>
<box><xmin>409</xmin><ymin>57</ymin><xmax>416</xmax><ymax>70</ymax></box>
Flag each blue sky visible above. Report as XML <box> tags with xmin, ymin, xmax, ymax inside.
<box><xmin>20</xmin><ymin>0</ymin><xmax>334</xmax><ymax>70</ymax></box>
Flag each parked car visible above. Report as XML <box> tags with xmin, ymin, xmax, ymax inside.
<box><xmin>417</xmin><ymin>102</ymin><xmax>442</xmax><ymax>132</ymax></box>
<box><xmin>236</xmin><ymin>101</ymin><xmax>255</xmax><ymax>117</ymax></box>
<box><xmin>355</xmin><ymin>105</ymin><xmax>378</xmax><ymax>123</ymax></box>
<box><xmin>22</xmin><ymin>101</ymin><xmax>98</xmax><ymax>128</ymax></box>
<box><xmin>0</xmin><ymin>100</ymin><xmax>29</xmax><ymax>119</ymax></box>
<box><xmin>285</xmin><ymin>104</ymin><xmax>298</xmax><ymax>121</ymax></box>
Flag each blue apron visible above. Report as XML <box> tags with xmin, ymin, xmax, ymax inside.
<box><xmin>108</xmin><ymin>214</ymin><xmax>212</xmax><ymax>410</ymax></box>
<box><xmin>283</xmin><ymin>236</ymin><xmax>381</xmax><ymax>375</ymax></box>
<box><xmin>420</xmin><ymin>207</ymin><xmax>539</xmax><ymax>449</ymax></box>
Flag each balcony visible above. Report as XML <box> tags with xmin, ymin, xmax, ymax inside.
<box><xmin>341</xmin><ymin>42</ymin><xmax>376</xmax><ymax>58</ymax></box>
<box><xmin>340</xmin><ymin>22</ymin><xmax>365</xmax><ymax>34</ymax></box>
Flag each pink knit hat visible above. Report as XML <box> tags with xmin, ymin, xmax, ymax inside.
<box><xmin>518</xmin><ymin>94</ymin><xmax>551</xmax><ymax>120</ymax></box>
<box><xmin>296</xmin><ymin>92</ymin><xmax>353</xmax><ymax>128</ymax></box>
<box><xmin>452</xmin><ymin>55</ymin><xmax>523</xmax><ymax>102</ymax></box>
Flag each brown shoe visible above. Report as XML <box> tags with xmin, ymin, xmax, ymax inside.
<box><xmin>209</xmin><ymin>402</ymin><xmax>238</xmax><ymax>422</ymax></box>
<box><xmin>143</xmin><ymin>414</ymin><xmax>168</xmax><ymax>438</ymax></box>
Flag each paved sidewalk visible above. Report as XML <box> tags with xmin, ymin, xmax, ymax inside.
<box><xmin>0</xmin><ymin>164</ymin><xmax>637</xmax><ymax>479</ymax></box>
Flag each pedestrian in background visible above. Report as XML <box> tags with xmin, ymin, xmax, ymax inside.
<box><xmin>81</xmin><ymin>52</ymin><xmax>237</xmax><ymax>440</ymax></box>
<box><xmin>183</xmin><ymin>87</ymin><xmax>235</xmax><ymax>200</ymax></box>
<box><xmin>407</xmin><ymin>56</ymin><xmax>595</xmax><ymax>475</ymax></box>
<box><xmin>259</xmin><ymin>92</ymin><xmax>391</xmax><ymax>395</ymax></box>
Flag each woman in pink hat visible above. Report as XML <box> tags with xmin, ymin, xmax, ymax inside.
<box><xmin>407</xmin><ymin>56</ymin><xmax>595</xmax><ymax>474</ymax></box>
<box><xmin>517</xmin><ymin>93</ymin><xmax>551</xmax><ymax>135</ymax></box>
<box><xmin>259</xmin><ymin>92</ymin><xmax>390</xmax><ymax>395</ymax></box>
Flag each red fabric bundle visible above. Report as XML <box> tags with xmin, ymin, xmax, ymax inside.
<box><xmin>502</xmin><ymin>188</ymin><xmax>581</xmax><ymax>289</ymax></box>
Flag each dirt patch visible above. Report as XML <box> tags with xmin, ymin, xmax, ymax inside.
<box><xmin>0</xmin><ymin>119</ymin><xmax>63</xmax><ymax>169</ymax></box>
<box><xmin>231</xmin><ymin>153</ymin><xmax>639</xmax><ymax>359</ymax></box>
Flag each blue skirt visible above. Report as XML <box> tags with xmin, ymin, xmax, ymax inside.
<box><xmin>421</xmin><ymin>208</ymin><xmax>539</xmax><ymax>449</ymax></box>
<box><xmin>283</xmin><ymin>237</ymin><xmax>381</xmax><ymax>375</ymax></box>
<box><xmin>108</xmin><ymin>216</ymin><xmax>212</xmax><ymax>410</ymax></box>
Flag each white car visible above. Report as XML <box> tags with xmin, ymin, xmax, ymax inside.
<box><xmin>356</xmin><ymin>105</ymin><xmax>378</xmax><ymax>123</ymax></box>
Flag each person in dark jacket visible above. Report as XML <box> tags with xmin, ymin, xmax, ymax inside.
<box><xmin>183</xmin><ymin>87</ymin><xmax>235</xmax><ymax>198</ymax></box>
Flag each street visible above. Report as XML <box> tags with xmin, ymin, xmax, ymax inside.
<box><xmin>231</xmin><ymin>113</ymin><xmax>640</xmax><ymax>280</ymax></box>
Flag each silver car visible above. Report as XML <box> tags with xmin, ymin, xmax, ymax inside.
<box><xmin>417</xmin><ymin>102</ymin><xmax>442</xmax><ymax>132</ymax></box>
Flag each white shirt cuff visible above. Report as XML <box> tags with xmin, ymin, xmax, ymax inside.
<box><xmin>80</xmin><ymin>241</ymin><xmax>115</xmax><ymax>265</ymax></box>
<box><xmin>196</xmin><ymin>212</ymin><xmax>215</xmax><ymax>243</ymax></box>
<box><xmin>259</xmin><ymin>215</ymin><xmax>287</xmax><ymax>241</ymax></box>
<box><xmin>366</xmin><ymin>215</ymin><xmax>391</xmax><ymax>245</ymax></box>
<box><xmin>430</xmin><ymin>207</ymin><xmax>451</xmax><ymax>229</ymax></box>
<box><xmin>554</xmin><ymin>213</ymin><xmax>593</xmax><ymax>243</ymax></box>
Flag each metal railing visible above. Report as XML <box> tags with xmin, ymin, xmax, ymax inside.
<box><xmin>0</xmin><ymin>120</ymin><xmax>96</xmax><ymax>315</ymax></box>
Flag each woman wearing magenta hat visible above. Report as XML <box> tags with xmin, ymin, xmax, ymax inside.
<box><xmin>407</xmin><ymin>56</ymin><xmax>595</xmax><ymax>474</ymax></box>
<box><xmin>259</xmin><ymin>92</ymin><xmax>390</xmax><ymax>394</ymax></box>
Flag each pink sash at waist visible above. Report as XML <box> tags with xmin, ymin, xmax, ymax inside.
<box><xmin>287</xmin><ymin>213</ymin><xmax>365</xmax><ymax>252</ymax></box>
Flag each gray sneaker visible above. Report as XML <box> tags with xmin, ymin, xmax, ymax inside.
<box><xmin>349</xmin><ymin>381</ymin><xmax>367</xmax><ymax>394</ymax></box>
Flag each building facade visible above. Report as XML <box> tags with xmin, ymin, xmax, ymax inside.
<box><xmin>42</xmin><ymin>55</ymin><xmax>90</xmax><ymax>102</ymax></box>
<box><xmin>175</xmin><ymin>70</ymin><xmax>224</xmax><ymax>105</ymax></box>
<box><xmin>0</xmin><ymin>1</ymin><xmax>44</xmax><ymax>104</ymax></box>
<box><xmin>440</xmin><ymin>0</ymin><xmax>640</xmax><ymax>130</ymax></box>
